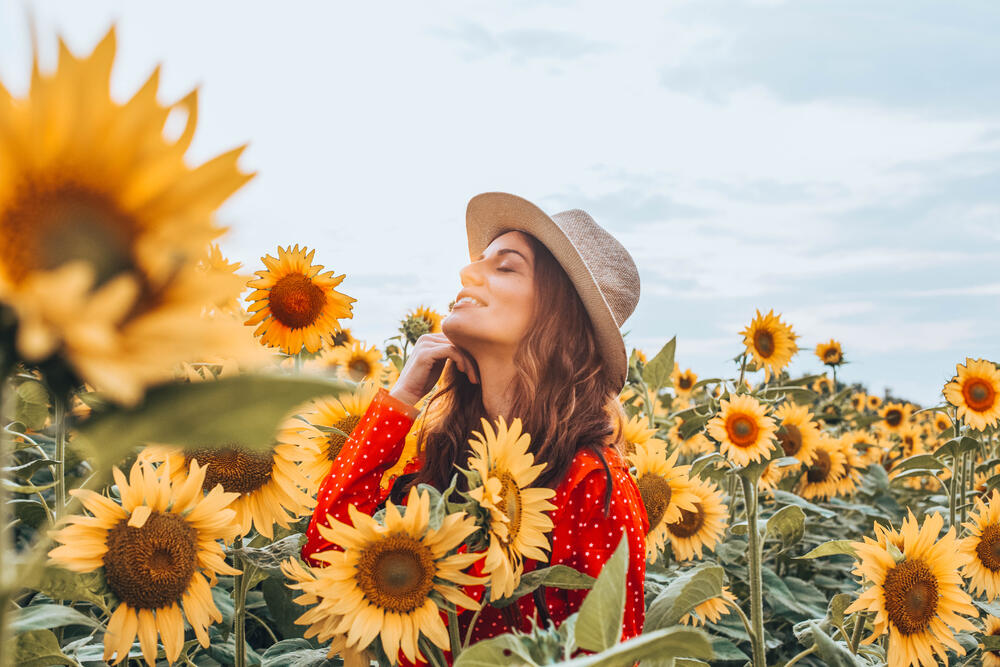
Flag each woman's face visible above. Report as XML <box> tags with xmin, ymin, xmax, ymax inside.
<box><xmin>442</xmin><ymin>230</ymin><xmax>536</xmax><ymax>357</ymax></box>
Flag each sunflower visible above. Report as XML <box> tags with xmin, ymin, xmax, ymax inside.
<box><xmin>757</xmin><ymin>460</ymin><xmax>784</xmax><ymax>494</ymax></box>
<box><xmin>707</xmin><ymin>394</ymin><xmax>777</xmax><ymax>467</ymax></box>
<box><xmin>0</xmin><ymin>28</ymin><xmax>261</xmax><ymax>405</ymax></box>
<box><xmin>850</xmin><ymin>392</ymin><xmax>868</xmax><ymax>412</ymax></box>
<box><xmin>48</xmin><ymin>460</ymin><xmax>240</xmax><ymax>666</ymax></box>
<box><xmin>879</xmin><ymin>402</ymin><xmax>913</xmax><ymax>436</ymax></box>
<box><xmin>739</xmin><ymin>309</ymin><xmax>798</xmax><ymax>381</ymax></box>
<box><xmin>670</xmin><ymin>363</ymin><xmax>698</xmax><ymax>398</ymax></box>
<box><xmin>811</xmin><ymin>375</ymin><xmax>834</xmax><ymax>396</ymax></box>
<box><xmin>772</xmin><ymin>402</ymin><xmax>821</xmax><ymax>468</ymax></box>
<box><xmin>290</xmin><ymin>382</ymin><xmax>380</xmax><ymax>485</ymax></box>
<box><xmin>298</xmin><ymin>487</ymin><xmax>485</xmax><ymax>664</ymax></box>
<box><xmin>815</xmin><ymin>339</ymin><xmax>844</xmax><ymax>366</ymax></box>
<box><xmin>983</xmin><ymin>616</ymin><xmax>1000</xmax><ymax>667</ymax></box>
<box><xmin>868</xmin><ymin>394</ymin><xmax>883</xmax><ymax>410</ymax></box>
<box><xmin>842</xmin><ymin>430</ymin><xmax>884</xmax><ymax>467</ymax></box>
<box><xmin>621</xmin><ymin>413</ymin><xmax>658</xmax><ymax>455</ymax></box>
<box><xmin>668</xmin><ymin>421</ymin><xmax>716</xmax><ymax>458</ymax></box>
<box><xmin>944</xmin><ymin>358</ymin><xmax>1000</xmax><ymax>431</ymax></box>
<box><xmin>466</xmin><ymin>416</ymin><xmax>556</xmax><ymax>600</ymax></box>
<box><xmin>665</xmin><ymin>478</ymin><xmax>728</xmax><ymax>562</ymax></box>
<box><xmin>679</xmin><ymin>587</ymin><xmax>738</xmax><ymax>626</ymax></box>
<box><xmin>797</xmin><ymin>434</ymin><xmax>847</xmax><ymax>500</ymax></box>
<box><xmin>245</xmin><ymin>244</ymin><xmax>355</xmax><ymax>355</ymax></box>
<box><xmin>382</xmin><ymin>361</ymin><xmax>401</xmax><ymax>389</ymax></box>
<box><xmin>629</xmin><ymin>439</ymin><xmax>700</xmax><ymax>562</ymax></box>
<box><xmin>321</xmin><ymin>341</ymin><xmax>384</xmax><ymax>382</ymax></box>
<box><xmin>932</xmin><ymin>412</ymin><xmax>952</xmax><ymax>433</ymax></box>
<box><xmin>897</xmin><ymin>425</ymin><xmax>925</xmax><ymax>460</ymax></box>
<box><xmin>158</xmin><ymin>419</ymin><xmax>316</xmax><ymax>539</ymax></box>
<box><xmin>834</xmin><ymin>436</ymin><xmax>864</xmax><ymax>496</ymax></box>
<box><xmin>401</xmin><ymin>305</ymin><xmax>443</xmax><ymax>345</ymax></box>
<box><xmin>846</xmin><ymin>512</ymin><xmax>978</xmax><ymax>667</ymax></box>
<box><xmin>959</xmin><ymin>489</ymin><xmax>1000</xmax><ymax>600</ymax></box>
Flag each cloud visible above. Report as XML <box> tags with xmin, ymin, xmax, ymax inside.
<box><xmin>658</xmin><ymin>0</ymin><xmax>1000</xmax><ymax>117</ymax></box>
<box><xmin>429</xmin><ymin>21</ymin><xmax>613</xmax><ymax>63</ymax></box>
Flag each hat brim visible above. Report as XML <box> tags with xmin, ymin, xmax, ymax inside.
<box><xmin>465</xmin><ymin>192</ymin><xmax>627</xmax><ymax>389</ymax></box>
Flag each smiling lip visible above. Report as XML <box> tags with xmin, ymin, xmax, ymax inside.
<box><xmin>453</xmin><ymin>291</ymin><xmax>487</xmax><ymax>308</ymax></box>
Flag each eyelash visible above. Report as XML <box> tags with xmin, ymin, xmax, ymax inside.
<box><xmin>497</xmin><ymin>267</ymin><xmax>515</xmax><ymax>273</ymax></box>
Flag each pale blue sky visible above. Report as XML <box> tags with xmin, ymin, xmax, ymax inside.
<box><xmin>2</xmin><ymin>0</ymin><xmax>997</xmax><ymax>405</ymax></box>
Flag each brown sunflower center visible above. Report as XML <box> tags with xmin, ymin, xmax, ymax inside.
<box><xmin>754</xmin><ymin>331</ymin><xmax>775</xmax><ymax>358</ymax></box>
<box><xmin>667</xmin><ymin>503</ymin><xmax>705</xmax><ymax>539</ymax></box>
<box><xmin>885</xmin><ymin>409</ymin><xmax>903</xmax><ymax>427</ymax></box>
<box><xmin>777</xmin><ymin>424</ymin><xmax>803</xmax><ymax>456</ymax></box>
<box><xmin>269</xmin><ymin>273</ymin><xmax>326</xmax><ymax>329</ymax></box>
<box><xmin>975</xmin><ymin>524</ymin><xmax>1000</xmax><ymax>571</ymax></box>
<box><xmin>327</xmin><ymin>415</ymin><xmax>361</xmax><ymax>461</ymax></box>
<box><xmin>356</xmin><ymin>533</ymin><xmax>436</xmax><ymax>613</ymax></box>
<box><xmin>883</xmin><ymin>558</ymin><xmax>939</xmax><ymax>635</ymax></box>
<box><xmin>637</xmin><ymin>473</ymin><xmax>672</xmax><ymax>531</ymax></box>
<box><xmin>499</xmin><ymin>472</ymin><xmax>522</xmax><ymax>542</ymax></box>
<box><xmin>348</xmin><ymin>358</ymin><xmax>374</xmax><ymax>381</ymax></box>
<box><xmin>806</xmin><ymin>449</ymin><xmax>832</xmax><ymax>483</ymax></box>
<box><xmin>964</xmin><ymin>379</ymin><xmax>996</xmax><ymax>412</ymax></box>
<box><xmin>186</xmin><ymin>445</ymin><xmax>275</xmax><ymax>495</ymax></box>
<box><xmin>823</xmin><ymin>348</ymin><xmax>840</xmax><ymax>363</ymax></box>
<box><xmin>0</xmin><ymin>183</ymin><xmax>138</xmax><ymax>288</ymax></box>
<box><xmin>678</xmin><ymin>375</ymin><xmax>693</xmax><ymax>390</ymax></box>
<box><xmin>103</xmin><ymin>512</ymin><xmax>198</xmax><ymax>609</ymax></box>
<box><xmin>726</xmin><ymin>414</ymin><xmax>759</xmax><ymax>447</ymax></box>
<box><xmin>332</xmin><ymin>329</ymin><xmax>353</xmax><ymax>346</ymax></box>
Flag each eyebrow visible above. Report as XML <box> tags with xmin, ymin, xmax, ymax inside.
<box><xmin>474</xmin><ymin>248</ymin><xmax>532</xmax><ymax>265</ymax></box>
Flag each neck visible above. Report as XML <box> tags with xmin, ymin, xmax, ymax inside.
<box><xmin>472</xmin><ymin>351</ymin><xmax>518</xmax><ymax>420</ymax></box>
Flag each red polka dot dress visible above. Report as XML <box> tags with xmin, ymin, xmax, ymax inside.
<box><xmin>302</xmin><ymin>388</ymin><xmax>649</xmax><ymax>664</ymax></box>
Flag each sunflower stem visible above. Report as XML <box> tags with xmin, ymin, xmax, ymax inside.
<box><xmin>739</xmin><ymin>474</ymin><xmax>766</xmax><ymax>667</ymax></box>
<box><xmin>294</xmin><ymin>352</ymin><xmax>303</xmax><ymax>374</ymax></box>
<box><xmin>447</xmin><ymin>607</ymin><xmax>462</xmax><ymax>660</ymax></box>
<box><xmin>233</xmin><ymin>537</ymin><xmax>248</xmax><ymax>667</ymax></box>
<box><xmin>849</xmin><ymin>610</ymin><xmax>867</xmax><ymax>653</ymax></box>
<box><xmin>462</xmin><ymin>605</ymin><xmax>484</xmax><ymax>649</ymax></box>
<box><xmin>957</xmin><ymin>450</ymin><xmax>967</xmax><ymax>526</ymax></box>
<box><xmin>53</xmin><ymin>396</ymin><xmax>67</xmax><ymax>520</ymax></box>
<box><xmin>784</xmin><ymin>644</ymin><xmax>816</xmax><ymax>667</ymax></box>
<box><xmin>737</xmin><ymin>353</ymin><xmax>748</xmax><ymax>394</ymax></box>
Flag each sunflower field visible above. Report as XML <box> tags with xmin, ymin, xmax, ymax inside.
<box><xmin>3</xmin><ymin>25</ymin><xmax>1000</xmax><ymax>667</ymax></box>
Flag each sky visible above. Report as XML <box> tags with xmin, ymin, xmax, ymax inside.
<box><xmin>1</xmin><ymin>0</ymin><xmax>998</xmax><ymax>405</ymax></box>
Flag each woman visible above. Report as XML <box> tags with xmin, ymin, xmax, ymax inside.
<box><xmin>301</xmin><ymin>192</ymin><xmax>647</xmax><ymax>658</ymax></box>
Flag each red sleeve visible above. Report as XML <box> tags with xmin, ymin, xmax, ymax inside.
<box><xmin>301</xmin><ymin>387</ymin><xmax>419</xmax><ymax>565</ymax></box>
<box><xmin>543</xmin><ymin>452</ymin><xmax>649</xmax><ymax>640</ymax></box>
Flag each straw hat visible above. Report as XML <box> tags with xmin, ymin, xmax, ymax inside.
<box><xmin>465</xmin><ymin>192</ymin><xmax>640</xmax><ymax>389</ymax></box>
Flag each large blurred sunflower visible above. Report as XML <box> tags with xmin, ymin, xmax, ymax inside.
<box><xmin>629</xmin><ymin>439</ymin><xmax>700</xmax><ymax>562</ymax></box>
<box><xmin>49</xmin><ymin>460</ymin><xmax>240</xmax><ymax>666</ymax></box>
<box><xmin>0</xmin><ymin>28</ymin><xmax>260</xmax><ymax>404</ymax></box>
<box><xmin>198</xmin><ymin>243</ymin><xmax>244</xmax><ymax>316</ymax></box>
<box><xmin>960</xmin><ymin>489</ymin><xmax>1000</xmax><ymax>600</ymax></box>
<box><xmin>245</xmin><ymin>244</ymin><xmax>355</xmax><ymax>355</ymax></box>
<box><xmin>944</xmin><ymin>358</ymin><xmax>1000</xmax><ymax>431</ymax></box>
<box><xmin>707</xmin><ymin>394</ymin><xmax>777</xmax><ymax>467</ymax></box>
<box><xmin>846</xmin><ymin>512</ymin><xmax>977</xmax><ymax>667</ymax></box>
<box><xmin>670</xmin><ymin>363</ymin><xmax>698</xmax><ymax>399</ymax></box>
<box><xmin>797</xmin><ymin>434</ymin><xmax>847</xmax><ymax>500</ymax></box>
<box><xmin>772</xmin><ymin>402</ymin><xmax>820</xmax><ymax>468</ymax></box>
<box><xmin>301</xmin><ymin>488</ymin><xmax>485</xmax><ymax>664</ymax></box>
<box><xmin>664</xmin><ymin>478</ymin><xmax>728</xmax><ymax>562</ymax></box>
<box><xmin>290</xmin><ymin>382</ymin><xmax>380</xmax><ymax>485</ymax></box>
<box><xmin>814</xmin><ymin>339</ymin><xmax>844</xmax><ymax>366</ymax></box>
<box><xmin>158</xmin><ymin>419</ymin><xmax>315</xmax><ymax>539</ymax></box>
<box><xmin>739</xmin><ymin>309</ymin><xmax>798</xmax><ymax>381</ymax></box>
<box><xmin>983</xmin><ymin>616</ymin><xmax>1000</xmax><ymax>667</ymax></box>
<box><xmin>466</xmin><ymin>416</ymin><xmax>556</xmax><ymax>600</ymax></box>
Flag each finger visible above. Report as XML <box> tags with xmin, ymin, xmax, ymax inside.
<box><xmin>443</xmin><ymin>347</ymin><xmax>478</xmax><ymax>384</ymax></box>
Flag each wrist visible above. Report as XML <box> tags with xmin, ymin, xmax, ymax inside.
<box><xmin>387</xmin><ymin>387</ymin><xmax>421</xmax><ymax>416</ymax></box>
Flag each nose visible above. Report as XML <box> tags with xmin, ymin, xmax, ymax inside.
<box><xmin>459</xmin><ymin>260</ymin><xmax>485</xmax><ymax>287</ymax></box>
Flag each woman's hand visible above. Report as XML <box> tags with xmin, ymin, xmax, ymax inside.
<box><xmin>389</xmin><ymin>333</ymin><xmax>479</xmax><ymax>407</ymax></box>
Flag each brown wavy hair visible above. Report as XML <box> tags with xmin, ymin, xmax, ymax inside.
<box><xmin>398</xmin><ymin>233</ymin><xmax>626</xmax><ymax>512</ymax></box>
